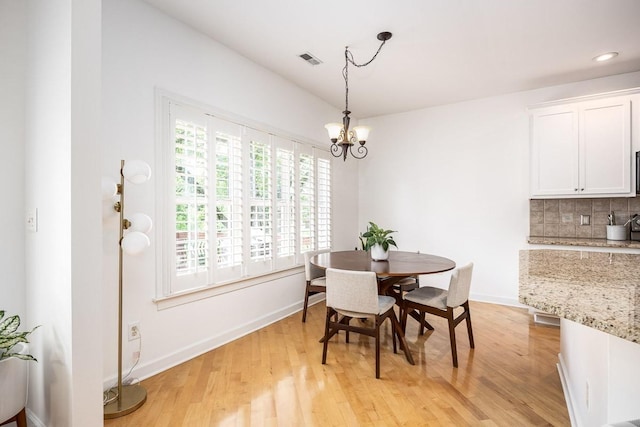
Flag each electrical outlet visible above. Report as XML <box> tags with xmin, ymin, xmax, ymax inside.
<box><xmin>580</xmin><ymin>214</ymin><xmax>591</xmax><ymax>226</ymax></box>
<box><xmin>561</xmin><ymin>213</ymin><xmax>573</xmax><ymax>223</ymax></box>
<box><xmin>128</xmin><ymin>322</ymin><xmax>140</xmax><ymax>341</ymax></box>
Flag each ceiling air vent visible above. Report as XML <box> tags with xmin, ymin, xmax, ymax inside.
<box><xmin>299</xmin><ymin>52</ymin><xmax>322</xmax><ymax>66</ymax></box>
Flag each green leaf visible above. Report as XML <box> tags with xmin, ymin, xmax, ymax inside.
<box><xmin>0</xmin><ymin>315</ymin><xmax>20</xmax><ymax>336</ymax></box>
<box><xmin>0</xmin><ymin>334</ymin><xmax>29</xmax><ymax>349</ymax></box>
<box><xmin>0</xmin><ymin>352</ymin><xmax>37</xmax><ymax>362</ymax></box>
<box><xmin>0</xmin><ymin>312</ymin><xmax>39</xmax><ymax>362</ymax></box>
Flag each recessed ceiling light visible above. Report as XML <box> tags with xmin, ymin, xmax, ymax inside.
<box><xmin>593</xmin><ymin>52</ymin><xmax>619</xmax><ymax>62</ymax></box>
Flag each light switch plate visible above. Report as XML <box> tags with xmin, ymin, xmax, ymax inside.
<box><xmin>25</xmin><ymin>208</ymin><xmax>38</xmax><ymax>232</ymax></box>
<box><xmin>580</xmin><ymin>214</ymin><xmax>590</xmax><ymax>226</ymax></box>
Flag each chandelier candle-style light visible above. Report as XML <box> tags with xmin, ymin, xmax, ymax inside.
<box><xmin>325</xmin><ymin>31</ymin><xmax>392</xmax><ymax>161</ymax></box>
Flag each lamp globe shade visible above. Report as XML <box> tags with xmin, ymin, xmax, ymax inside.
<box><xmin>129</xmin><ymin>213</ymin><xmax>153</xmax><ymax>234</ymax></box>
<box><xmin>353</xmin><ymin>126</ymin><xmax>371</xmax><ymax>143</ymax></box>
<box><xmin>101</xmin><ymin>176</ymin><xmax>118</xmax><ymax>199</ymax></box>
<box><xmin>121</xmin><ymin>231</ymin><xmax>151</xmax><ymax>255</ymax></box>
<box><xmin>123</xmin><ymin>160</ymin><xmax>152</xmax><ymax>184</ymax></box>
<box><xmin>324</xmin><ymin>123</ymin><xmax>342</xmax><ymax>140</ymax></box>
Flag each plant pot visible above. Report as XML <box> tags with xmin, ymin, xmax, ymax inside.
<box><xmin>0</xmin><ymin>343</ymin><xmax>29</xmax><ymax>425</ymax></box>
<box><xmin>370</xmin><ymin>244</ymin><xmax>389</xmax><ymax>261</ymax></box>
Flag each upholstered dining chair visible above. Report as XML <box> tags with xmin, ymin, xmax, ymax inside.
<box><xmin>401</xmin><ymin>262</ymin><xmax>474</xmax><ymax>368</ymax></box>
<box><xmin>301</xmin><ymin>249</ymin><xmax>329</xmax><ymax>322</ymax></box>
<box><xmin>322</xmin><ymin>268</ymin><xmax>414</xmax><ymax>379</ymax></box>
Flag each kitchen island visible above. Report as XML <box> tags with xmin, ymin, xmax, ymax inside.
<box><xmin>519</xmin><ymin>249</ymin><xmax>640</xmax><ymax>427</ymax></box>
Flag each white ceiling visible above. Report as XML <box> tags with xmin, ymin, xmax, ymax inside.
<box><xmin>142</xmin><ymin>0</ymin><xmax>640</xmax><ymax>118</ymax></box>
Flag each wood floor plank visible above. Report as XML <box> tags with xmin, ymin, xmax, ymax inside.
<box><xmin>104</xmin><ymin>301</ymin><xmax>570</xmax><ymax>426</ymax></box>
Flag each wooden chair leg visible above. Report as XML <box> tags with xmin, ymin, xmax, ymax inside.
<box><xmin>401</xmin><ymin>302</ymin><xmax>408</xmax><ymax>331</ymax></box>
<box><xmin>375</xmin><ymin>316</ymin><xmax>381</xmax><ymax>379</ymax></box>
<box><xmin>345</xmin><ymin>316</ymin><xmax>351</xmax><ymax>343</ymax></box>
<box><xmin>321</xmin><ymin>309</ymin><xmax>332</xmax><ymax>364</ymax></box>
<box><xmin>0</xmin><ymin>408</ymin><xmax>27</xmax><ymax>427</ymax></box>
<box><xmin>302</xmin><ymin>283</ymin><xmax>311</xmax><ymax>322</ymax></box>
<box><xmin>392</xmin><ymin>317</ymin><xmax>397</xmax><ymax>355</ymax></box>
<box><xmin>447</xmin><ymin>307</ymin><xmax>458</xmax><ymax>368</ymax></box>
<box><xmin>16</xmin><ymin>408</ymin><xmax>27</xmax><ymax>427</ymax></box>
<box><xmin>463</xmin><ymin>302</ymin><xmax>475</xmax><ymax>348</ymax></box>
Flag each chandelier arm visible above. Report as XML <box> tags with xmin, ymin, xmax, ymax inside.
<box><xmin>349</xmin><ymin>144</ymin><xmax>368</xmax><ymax>160</ymax></box>
<box><xmin>330</xmin><ymin>143</ymin><xmax>343</xmax><ymax>158</ymax></box>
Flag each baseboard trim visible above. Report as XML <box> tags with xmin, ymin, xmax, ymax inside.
<box><xmin>557</xmin><ymin>352</ymin><xmax>579</xmax><ymax>427</ymax></box>
<box><xmin>27</xmin><ymin>408</ymin><xmax>45</xmax><ymax>427</ymax></box>
<box><xmin>103</xmin><ymin>293</ymin><xmax>326</xmax><ymax>389</ymax></box>
<box><xmin>469</xmin><ymin>293</ymin><xmax>525</xmax><ymax>308</ymax></box>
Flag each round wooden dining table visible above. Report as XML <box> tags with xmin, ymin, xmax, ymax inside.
<box><xmin>310</xmin><ymin>250</ymin><xmax>455</xmax><ymax>366</ymax></box>
<box><xmin>310</xmin><ymin>250</ymin><xmax>456</xmax><ymax>294</ymax></box>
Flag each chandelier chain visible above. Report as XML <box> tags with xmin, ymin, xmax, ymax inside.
<box><xmin>342</xmin><ymin>38</ymin><xmax>389</xmax><ymax>113</ymax></box>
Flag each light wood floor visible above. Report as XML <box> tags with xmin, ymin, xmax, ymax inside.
<box><xmin>104</xmin><ymin>301</ymin><xmax>569</xmax><ymax>426</ymax></box>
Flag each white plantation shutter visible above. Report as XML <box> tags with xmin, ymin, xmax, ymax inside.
<box><xmin>160</xmin><ymin>95</ymin><xmax>332</xmax><ymax>298</ymax></box>
<box><xmin>247</xmin><ymin>129</ymin><xmax>273</xmax><ymax>275</ymax></box>
<box><xmin>299</xmin><ymin>146</ymin><xmax>315</xmax><ymax>253</ymax></box>
<box><xmin>317</xmin><ymin>153</ymin><xmax>331</xmax><ymax>250</ymax></box>
<box><xmin>212</xmin><ymin>118</ymin><xmax>244</xmax><ymax>282</ymax></box>
<box><xmin>274</xmin><ymin>137</ymin><xmax>296</xmax><ymax>269</ymax></box>
<box><xmin>170</xmin><ymin>104</ymin><xmax>210</xmax><ymax>292</ymax></box>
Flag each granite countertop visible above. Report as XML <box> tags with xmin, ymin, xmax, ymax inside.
<box><xmin>519</xmin><ymin>249</ymin><xmax>640</xmax><ymax>343</ymax></box>
<box><xmin>528</xmin><ymin>236</ymin><xmax>640</xmax><ymax>249</ymax></box>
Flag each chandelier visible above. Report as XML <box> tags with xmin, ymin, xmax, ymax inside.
<box><xmin>324</xmin><ymin>31</ymin><xmax>392</xmax><ymax>161</ymax></box>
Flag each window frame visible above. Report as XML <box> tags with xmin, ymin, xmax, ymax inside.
<box><xmin>154</xmin><ymin>91</ymin><xmax>332</xmax><ymax>308</ymax></box>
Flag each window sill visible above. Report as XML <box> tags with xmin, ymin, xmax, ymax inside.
<box><xmin>153</xmin><ymin>265</ymin><xmax>304</xmax><ymax>310</ymax></box>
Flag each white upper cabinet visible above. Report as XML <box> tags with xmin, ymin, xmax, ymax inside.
<box><xmin>530</xmin><ymin>92</ymin><xmax>635</xmax><ymax>198</ymax></box>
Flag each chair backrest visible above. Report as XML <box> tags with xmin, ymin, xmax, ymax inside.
<box><xmin>325</xmin><ymin>268</ymin><xmax>379</xmax><ymax>315</ymax></box>
<box><xmin>304</xmin><ymin>249</ymin><xmax>329</xmax><ymax>281</ymax></box>
<box><xmin>446</xmin><ymin>262</ymin><xmax>474</xmax><ymax>308</ymax></box>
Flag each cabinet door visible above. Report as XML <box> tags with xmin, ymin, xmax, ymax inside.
<box><xmin>579</xmin><ymin>97</ymin><xmax>631</xmax><ymax>195</ymax></box>
<box><xmin>530</xmin><ymin>105</ymin><xmax>579</xmax><ymax>196</ymax></box>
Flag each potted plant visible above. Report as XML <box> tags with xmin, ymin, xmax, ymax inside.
<box><xmin>360</xmin><ymin>221</ymin><xmax>398</xmax><ymax>261</ymax></box>
<box><xmin>0</xmin><ymin>311</ymin><xmax>38</xmax><ymax>362</ymax></box>
<box><xmin>0</xmin><ymin>310</ymin><xmax>38</xmax><ymax>427</ymax></box>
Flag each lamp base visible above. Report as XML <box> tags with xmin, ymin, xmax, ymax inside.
<box><xmin>103</xmin><ymin>384</ymin><xmax>147</xmax><ymax>419</ymax></box>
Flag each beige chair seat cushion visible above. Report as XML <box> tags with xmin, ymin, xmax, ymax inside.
<box><xmin>404</xmin><ymin>286</ymin><xmax>448</xmax><ymax>310</ymax></box>
<box><xmin>335</xmin><ymin>295</ymin><xmax>396</xmax><ymax>319</ymax></box>
<box><xmin>310</xmin><ymin>277</ymin><xmax>326</xmax><ymax>287</ymax></box>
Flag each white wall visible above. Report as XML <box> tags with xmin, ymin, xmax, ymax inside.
<box><xmin>101</xmin><ymin>0</ymin><xmax>357</xmax><ymax>386</ymax></box>
<box><xmin>24</xmin><ymin>0</ymin><xmax>102</xmax><ymax>426</ymax></box>
<box><xmin>359</xmin><ymin>71</ymin><xmax>640</xmax><ymax>304</ymax></box>
<box><xmin>0</xmin><ymin>0</ymin><xmax>26</xmax><ymax>319</ymax></box>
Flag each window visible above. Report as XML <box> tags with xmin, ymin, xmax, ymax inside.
<box><xmin>161</xmin><ymin>98</ymin><xmax>331</xmax><ymax>297</ymax></box>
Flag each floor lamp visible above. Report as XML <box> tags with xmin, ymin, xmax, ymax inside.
<box><xmin>103</xmin><ymin>160</ymin><xmax>152</xmax><ymax>419</ymax></box>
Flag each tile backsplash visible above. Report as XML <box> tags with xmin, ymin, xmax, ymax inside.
<box><xmin>530</xmin><ymin>197</ymin><xmax>640</xmax><ymax>239</ymax></box>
